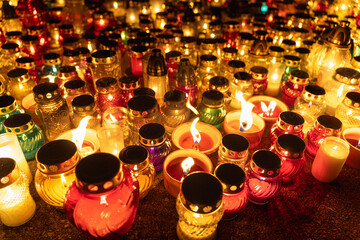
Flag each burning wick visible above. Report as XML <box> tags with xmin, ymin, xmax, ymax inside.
<box><xmin>191</xmin><ymin>117</ymin><xmax>201</xmax><ymax>151</ymax></box>
<box><xmin>260</xmin><ymin>101</ymin><xmax>277</xmax><ymax>117</ymax></box>
<box><xmin>186</xmin><ymin>98</ymin><xmax>199</xmax><ymax>115</ymax></box>
<box><xmin>237</xmin><ymin>92</ymin><xmax>254</xmax><ymax>132</ymax></box>
<box><xmin>71</xmin><ymin>116</ymin><xmax>94</xmax><ymax>157</ymax></box>
<box><xmin>181</xmin><ymin>157</ymin><xmax>195</xmax><ymax>181</ymax></box>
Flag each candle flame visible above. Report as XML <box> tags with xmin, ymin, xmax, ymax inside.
<box><xmin>181</xmin><ymin>157</ymin><xmax>195</xmax><ymax>176</ymax></box>
<box><xmin>260</xmin><ymin>100</ymin><xmax>277</xmax><ymax>117</ymax></box>
<box><xmin>109</xmin><ymin>113</ymin><xmax>117</xmax><ymax>122</ymax></box>
<box><xmin>48</xmin><ymin>75</ymin><xmax>56</xmax><ymax>83</ymax></box>
<box><xmin>186</xmin><ymin>99</ymin><xmax>199</xmax><ymax>115</ymax></box>
<box><xmin>191</xmin><ymin>117</ymin><xmax>201</xmax><ymax>150</ymax></box>
<box><xmin>337</xmin><ymin>85</ymin><xmax>344</xmax><ymax>98</ymax></box>
<box><xmin>71</xmin><ymin>116</ymin><xmax>91</xmax><ymax>151</ymax></box>
<box><xmin>237</xmin><ymin>92</ymin><xmax>254</xmax><ymax>131</ymax></box>
<box><xmin>357</xmin><ymin>138</ymin><xmax>360</xmax><ymax>149</ymax></box>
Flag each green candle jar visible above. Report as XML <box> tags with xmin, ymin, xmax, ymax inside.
<box><xmin>198</xmin><ymin>90</ymin><xmax>226</xmax><ymax>129</ymax></box>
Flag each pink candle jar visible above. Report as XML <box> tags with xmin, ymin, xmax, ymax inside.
<box><xmin>269</xmin><ymin>111</ymin><xmax>305</xmax><ymax>145</ymax></box>
<box><xmin>250</xmin><ymin>66</ymin><xmax>268</xmax><ymax>95</ymax></box>
<box><xmin>95</xmin><ymin>77</ymin><xmax>122</xmax><ymax>114</ymax></box>
<box><xmin>214</xmin><ymin>163</ymin><xmax>248</xmax><ymax>219</ymax></box>
<box><xmin>341</xmin><ymin>128</ymin><xmax>360</xmax><ymax>169</ymax></box>
<box><xmin>270</xmin><ymin>134</ymin><xmax>306</xmax><ymax>183</ymax></box>
<box><xmin>64</xmin><ymin>153</ymin><xmax>139</xmax><ymax>239</ymax></box>
<box><xmin>306</xmin><ymin>115</ymin><xmax>342</xmax><ymax>157</ymax></box>
<box><xmin>281</xmin><ymin>69</ymin><xmax>309</xmax><ymax>106</ymax></box>
<box><xmin>119</xmin><ymin>76</ymin><xmax>140</xmax><ymax>107</ymax></box>
<box><xmin>246</xmin><ymin>150</ymin><xmax>282</xmax><ymax>205</ymax></box>
<box><xmin>166</xmin><ymin>51</ymin><xmax>181</xmax><ymax>90</ymax></box>
<box><xmin>131</xmin><ymin>45</ymin><xmax>148</xmax><ymax>78</ymax></box>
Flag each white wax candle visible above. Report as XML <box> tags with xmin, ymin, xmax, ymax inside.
<box><xmin>312</xmin><ymin>137</ymin><xmax>350</xmax><ymax>183</ymax></box>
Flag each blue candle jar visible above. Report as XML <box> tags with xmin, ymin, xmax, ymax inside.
<box><xmin>0</xmin><ymin>95</ymin><xmax>22</xmax><ymax>133</ymax></box>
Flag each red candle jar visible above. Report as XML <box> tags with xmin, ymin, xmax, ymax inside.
<box><xmin>214</xmin><ymin>163</ymin><xmax>248</xmax><ymax>219</ymax></box>
<box><xmin>64</xmin><ymin>153</ymin><xmax>139</xmax><ymax>239</ymax></box>
<box><xmin>15</xmin><ymin>57</ymin><xmax>40</xmax><ymax>84</ymax></box>
<box><xmin>95</xmin><ymin>77</ymin><xmax>122</xmax><ymax>114</ymax></box>
<box><xmin>222</xmin><ymin>21</ymin><xmax>240</xmax><ymax>49</ymax></box>
<box><xmin>250</xmin><ymin>66</ymin><xmax>268</xmax><ymax>95</ymax></box>
<box><xmin>281</xmin><ymin>69</ymin><xmax>309</xmax><ymax>106</ymax></box>
<box><xmin>269</xmin><ymin>111</ymin><xmax>305</xmax><ymax>145</ymax></box>
<box><xmin>59</xmin><ymin>24</ymin><xmax>76</xmax><ymax>45</ymax></box>
<box><xmin>163</xmin><ymin>149</ymin><xmax>213</xmax><ymax>197</ymax></box>
<box><xmin>165</xmin><ymin>51</ymin><xmax>181</xmax><ymax>90</ymax></box>
<box><xmin>218</xmin><ymin>134</ymin><xmax>249</xmax><ymax>169</ymax></box>
<box><xmin>27</xmin><ymin>25</ymin><xmax>50</xmax><ymax>47</ymax></box>
<box><xmin>131</xmin><ymin>45</ymin><xmax>148</xmax><ymax>79</ymax></box>
<box><xmin>93</xmin><ymin>10</ymin><xmax>112</xmax><ymax>36</ymax></box>
<box><xmin>341</xmin><ymin>128</ymin><xmax>360</xmax><ymax>169</ymax></box>
<box><xmin>248</xmin><ymin>95</ymin><xmax>289</xmax><ymax>124</ymax></box>
<box><xmin>270</xmin><ymin>134</ymin><xmax>306</xmax><ymax>183</ymax></box>
<box><xmin>15</xmin><ymin>0</ymin><xmax>49</xmax><ymax>28</ymax></box>
<box><xmin>306</xmin><ymin>115</ymin><xmax>342</xmax><ymax>157</ymax></box>
<box><xmin>246</xmin><ymin>150</ymin><xmax>282</xmax><ymax>205</ymax></box>
<box><xmin>119</xmin><ymin>76</ymin><xmax>140</xmax><ymax>107</ymax></box>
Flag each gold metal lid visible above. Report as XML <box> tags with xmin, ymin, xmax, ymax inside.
<box><xmin>250</xmin><ymin>66</ymin><xmax>268</xmax><ymax>80</ymax></box>
<box><xmin>139</xmin><ymin>123</ymin><xmax>166</xmax><ymax>146</ymax></box>
<box><xmin>333</xmin><ymin>67</ymin><xmax>360</xmax><ymax>85</ymax></box>
<box><xmin>119</xmin><ymin>145</ymin><xmax>150</xmax><ymax>172</ymax></box>
<box><xmin>288</xmin><ymin>70</ymin><xmax>309</xmax><ymax>85</ymax></box>
<box><xmin>91</xmin><ymin>50</ymin><xmax>116</xmax><ymax>64</ymax></box>
<box><xmin>301</xmin><ymin>85</ymin><xmax>326</xmax><ymax>102</ymax></box>
<box><xmin>58</xmin><ymin>66</ymin><xmax>78</xmax><ymax>80</ymax></box>
<box><xmin>33</xmin><ymin>83</ymin><xmax>62</xmax><ymax>103</ymax></box>
<box><xmin>314</xmin><ymin>115</ymin><xmax>342</xmax><ymax>136</ymax></box>
<box><xmin>119</xmin><ymin>76</ymin><xmax>140</xmax><ymax>90</ymax></box>
<box><xmin>7</xmin><ymin>68</ymin><xmax>30</xmax><ymax>83</ymax></box>
<box><xmin>4</xmin><ymin>113</ymin><xmax>34</xmax><ymax>134</ymax></box>
<box><xmin>223</xmin><ymin>21</ymin><xmax>241</xmax><ymax>32</ymax></box>
<box><xmin>72</xmin><ymin>94</ymin><xmax>95</xmax><ymax>113</ymax></box>
<box><xmin>351</xmin><ymin>56</ymin><xmax>360</xmax><ymax>69</ymax></box>
<box><xmin>15</xmin><ymin>57</ymin><xmax>36</xmax><ymax>69</ymax></box>
<box><xmin>227</xmin><ymin>60</ymin><xmax>245</xmax><ymax>73</ymax></box>
<box><xmin>42</xmin><ymin>52</ymin><xmax>62</xmax><ymax>66</ymax></box>
<box><xmin>95</xmin><ymin>77</ymin><xmax>119</xmax><ymax>94</ymax></box>
<box><xmin>277</xmin><ymin>111</ymin><xmax>304</xmax><ymax>132</ymax></box>
<box><xmin>274</xmin><ymin>134</ymin><xmax>305</xmax><ymax>159</ymax></box>
<box><xmin>343</xmin><ymin>91</ymin><xmax>360</xmax><ymax>109</ymax></box>
<box><xmin>250</xmin><ymin>150</ymin><xmax>282</xmax><ymax>177</ymax></box>
<box><xmin>220</xmin><ymin>134</ymin><xmax>249</xmax><ymax>159</ymax></box>
<box><xmin>214</xmin><ymin>163</ymin><xmax>245</xmax><ymax>194</ymax></box>
<box><xmin>0</xmin><ymin>158</ymin><xmax>20</xmax><ymax>189</ymax></box>
<box><xmin>0</xmin><ymin>95</ymin><xmax>18</xmax><ymax>115</ymax></box>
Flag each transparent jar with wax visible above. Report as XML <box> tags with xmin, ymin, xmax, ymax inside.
<box><xmin>0</xmin><ymin>43</ymin><xmax>22</xmax><ymax>81</ymax></box>
<box><xmin>41</xmin><ymin>52</ymin><xmax>62</xmax><ymax>82</ymax></box>
<box><xmin>63</xmin><ymin>79</ymin><xmax>88</xmax><ymax>109</ymax></box>
<box><xmin>197</xmin><ymin>54</ymin><xmax>219</xmax><ymax>95</ymax></box>
<box><xmin>218</xmin><ymin>134</ymin><xmax>249</xmax><ymax>169</ymax></box>
<box><xmin>208</xmin><ymin>76</ymin><xmax>231</xmax><ymax>106</ymax></box>
<box><xmin>295</xmin><ymin>47</ymin><xmax>312</xmax><ymax>81</ymax></box>
<box><xmin>229</xmin><ymin>72</ymin><xmax>253</xmax><ymax>109</ymax></box>
<box><xmin>246</xmin><ymin>30</ymin><xmax>269</xmax><ymax>70</ymax></box>
<box><xmin>214</xmin><ymin>163</ymin><xmax>248</xmax><ymax>219</ymax></box>
<box><xmin>220</xmin><ymin>47</ymin><xmax>238</xmax><ymax>72</ymax></box>
<box><xmin>281</xmin><ymin>39</ymin><xmax>296</xmax><ymax>55</ymax></box>
<box><xmin>0</xmin><ymin>95</ymin><xmax>22</xmax><ymax>133</ymax></box>
<box><xmin>198</xmin><ymin>90</ymin><xmax>226</xmax><ymax>130</ymax></box>
<box><xmin>15</xmin><ymin>57</ymin><xmax>40</xmax><ymax>84</ymax></box>
<box><xmin>246</xmin><ymin>150</ymin><xmax>282</xmax><ymax>204</ymax></box>
<box><xmin>335</xmin><ymin>92</ymin><xmax>360</xmax><ymax>129</ymax></box>
<box><xmin>180</xmin><ymin>37</ymin><xmax>198</xmax><ymax>66</ymax></box>
<box><xmin>0</xmin><ymin>157</ymin><xmax>36</xmax><ymax>227</ymax></box>
<box><xmin>200</xmin><ymin>38</ymin><xmax>218</xmax><ymax>58</ymax></box>
<box><xmin>269</xmin><ymin>111</ymin><xmax>305</xmax><ymax>145</ymax></box>
<box><xmin>64</xmin><ymin>153</ymin><xmax>139</xmax><ymax>239</ymax></box>
<box><xmin>71</xmin><ymin>95</ymin><xmax>101</xmax><ymax>130</ymax></box>
<box><xmin>222</xmin><ymin>21</ymin><xmax>241</xmax><ymax>49</ymax></box>
<box><xmin>176</xmin><ymin>172</ymin><xmax>224</xmax><ymax>240</ymax></box>
<box><xmin>119</xmin><ymin>145</ymin><xmax>155</xmax><ymax>199</ymax></box>
<box><xmin>224</xmin><ymin>60</ymin><xmax>245</xmax><ymax>81</ymax></box>
<box><xmin>306</xmin><ymin>115</ymin><xmax>343</xmax><ymax>157</ymax></box>
<box><xmin>35</xmin><ymin>140</ymin><xmax>79</xmax><ymax>208</ymax></box>
<box><xmin>270</xmin><ymin>134</ymin><xmax>306</xmax><ymax>183</ymax></box>
<box><xmin>6</xmin><ymin>68</ymin><xmax>36</xmax><ymax>104</ymax></box>
<box><xmin>119</xmin><ymin>76</ymin><xmax>140</xmax><ymax>108</ymax></box>
<box><xmin>281</xmin><ymin>69</ymin><xmax>309</xmax><ymax>106</ymax></box>
<box><xmin>266</xmin><ymin>46</ymin><xmax>286</xmax><ymax>97</ymax></box>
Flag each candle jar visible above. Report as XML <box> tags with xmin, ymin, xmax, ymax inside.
<box><xmin>335</xmin><ymin>92</ymin><xmax>360</xmax><ymax>129</ymax></box>
<box><xmin>197</xmin><ymin>54</ymin><xmax>219</xmax><ymax>95</ymax></box>
<box><xmin>134</xmin><ymin>87</ymin><xmax>156</xmax><ymax>97</ymax></box>
<box><xmin>269</xmin><ymin>111</ymin><xmax>305</xmax><ymax>145</ymax></box>
<box><xmin>198</xmin><ymin>90</ymin><xmax>226</xmax><ymax>129</ymax></box>
<box><xmin>238</xmin><ymin>32</ymin><xmax>255</xmax><ymax>61</ymax></box>
<box><xmin>281</xmin><ymin>69</ymin><xmax>309</xmax><ymax>106</ymax></box>
<box><xmin>0</xmin><ymin>157</ymin><xmax>36</xmax><ymax>227</ymax></box>
<box><xmin>324</xmin><ymin>68</ymin><xmax>360</xmax><ymax>116</ymax></box>
<box><xmin>63</xmin><ymin>80</ymin><xmax>88</xmax><ymax>109</ymax></box>
<box><xmin>57</xmin><ymin>66</ymin><xmax>82</xmax><ymax>95</ymax></box>
<box><xmin>0</xmin><ymin>42</ymin><xmax>21</xmax><ymax>82</ymax></box>
<box><xmin>224</xmin><ymin>60</ymin><xmax>245</xmax><ymax>82</ymax></box>
<box><xmin>200</xmin><ymin>39</ymin><xmax>218</xmax><ymax>58</ymax></box>
<box><xmin>119</xmin><ymin>76</ymin><xmax>140</xmax><ymax>108</ymax></box>
<box><xmin>61</xmin><ymin>0</ymin><xmax>92</xmax><ymax>36</ymax></box>
<box><xmin>270</xmin><ymin>134</ymin><xmax>306</xmax><ymax>183</ymax></box>
<box><xmin>218</xmin><ymin>134</ymin><xmax>249</xmax><ymax>169</ymax></box>
<box><xmin>166</xmin><ymin>51</ymin><xmax>181</xmax><ymax>90</ymax></box>
<box><xmin>246</xmin><ymin>150</ymin><xmax>282</xmax><ymax>204</ymax></box>
<box><xmin>250</xmin><ymin>66</ymin><xmax>268</xmax><ymax>95</ymax></box>
<box><xmin>266</xmin><ymin>46</ymin><xmax>286</xmax><ymax>97</ymax></box>
<box><xmin>64</xmin><ymin>153</ymin><xmax>139</xmax><ymax>239</ymax></box>
<box><xmin>246</xmin><ymin>31</ymin><xmax>269</xmax><ymax>71</ymax></box>
<box><xmin>222</xmin><ymin>21</ymin><xmax>241</xmax><ymax>49</ymax></box>
<box><xmin>281</xmin><ymin>55</ymin><xmax>301</xmax><ymax>83</ymax></box>
<box><xmin>15</xmin><ymin>0</ymin><xmax>49</xmax><ymax>28</ymax></box>
<box><xmin>62</xmin><ymin>50</ymin><xmax>86</xmax><ymax>80</ymax></box>
<box><xmin>220</xmin><ymin>48</ymin><xmax>238</xmax><ymax>73</ymax></box>
<box><xmin>95</xmin><ymin>77</ymin><xmax>122</xmax><ymax>114</ymax></box>
<box><xmin>138</xmin><ymin>123</ymin><xmax>172</xmax><ymax>171</ymax></box>
<box><xmin>311</xmin><ymin>137</ymin><xmax>350</xmax><ymax>183</ymax></box>
<box><xmin>281</xmin><ymin>39</ymin><xmax>296</xmax><ymax>55</ymax></box>
<box><xmin>157</xmin><ymin>34</ymin><xmax>175</xmax><ymax>54</ymax></box>
<box><xmin>180</xmin><ymin>37</ymin><xmax>198</xmax><ymax>67</ymax></box>
<box><xmin>127</xmin><ymin>95</ymin><xmax>161</xmax><ymax>144</ymax></box>
<box><xmin>176</xmin><ymin>172</ymin><xmax>224</xmax><ymax>240</ymax></box>
<box><xmin>119</xmin><ymin>145</ymin><xmax>155</xmax><ymax>199</ymax></box>
<box><xmin>6</xmin><ymin>68</ymin><xmax>36</xmax><ymax>104</ymax></box>
<box><xmin>0</xmin><ymin>96</ymin><xmax>22</xmax><ymax>133</ymax></box>
<box><xmin>15</xmin><ymin>57</ymin><xmax>40</xmax><ymax>84</ymax></box>
<box><xmin>35</xmin><ymin>140</ymin><xmax>78</xmax><ymax>208</ymax></box>
<box><xmin>20</xmin><ymin>35</ymin><xmax>45</xmax><ymax>68</ymax></box>
<box><xmin>174</xmin><ymin>58</ymin><xmax>198</xmax><ymax>107</ymax></box>
<box><xmin>41</xmin><ymin>53</ymin><xmax>62</xmax><ymax>83</ymax></box>
<box><xmin>131</xmin><ymin>45</ymin><xmax>148</xmax><ymax>78</ymax></box>
<box><xmin>306</xmin><ymin>115</ymin><xmax>342</xmax><ymax>157</ymax></box>
<box><xmin>208</xmin><ymin>76</ymin><xmax>231</xmax><ymax>106</ymax></box>
<box><xmin>33</xmin><ymin>82</ymin><xmax>72</xmax><ymax>141</ymax></box>
<box><xmin>229</xmin><ymin>72</ymin><xmax>253</xmax><ymax>109</ymax></box>
<box><xmin>295</xmin><ymin>47</ymin><xmax>312</xmax><ymax>81</ymax></box>
<box><xmin>90</xmin><ymin>50</ymin><xmax>119</xmax><ymax>86</ymax></box>
<box><xmin>161</xmin><ymin>90</ymin><xmax>190</xmax><ymax>134</ymax></box>
<box><xmin>214</xmin><ymin>163</ymin><xmax>248</xmax><ymax>219</ymax></box>
<box><xmin>71</xmin><ymin>95</ymin><xmax>101</xmax><ymax>130</ymax></box>
<box><xmin>4</xmin><ymin>113</ymin><xmax>44</xmax><ymax>161</ymax></box>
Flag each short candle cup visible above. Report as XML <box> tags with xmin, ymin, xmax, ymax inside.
<box><xmin>97</xmin><ymin>125</ymin><xmax>125</xmax><ymax>157</ymax></box>
<box><xmin>248</xmin><ymin>95</ymin><xmax>289</xmax><ymax>124</ymax></box>
<box><xmin>223</xmin><ymin>111</ymin><xmax>265</xmax><ymax>149</ymax></box>
<box><xmin>171</xmin><ymin>121</ymin><xmax>222</xmax><ymax>155</ymax></box>
<box><xmin>163</xmin><ymin>149</ymin><xmax>213</xmax><ymax>197</ymax></box>
<box><xmin>341</xmin><ymin>128</ymin><xmax>360</xmax><ymax>169</ymax></box>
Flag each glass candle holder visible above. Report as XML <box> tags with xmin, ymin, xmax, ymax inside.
<box><xmin>176</xmin><ymin>172</ymin><xmax>224</xmax><ymax>240</ymax></box>
<box><xmin>131</xmin><ymin>45</ymin><xmax>148</xmax><ymax>78</ymax></box>
<box><xmin>16</xmin><ymin>0</ymin><xmax>49</xmax><ymax>28</ymax></box>
<box><xmin>246</xmin><ymin>150</ymin><xmax>282</xmax><ymax>204</ymax></box>
<box><xmin>311</xmin><ymin>137</ymin><xmax>350</xmax><ymax>183</ymax></box>
<box><xmin>238</xmin><ymin>32</ymin><xmax>255</xmax><ymax>61</ymax></box>
<box><xmin>218</xmin><ymin>134</ymin><xmax>249</xmax><ymax>169</ymax></box>
<box><xmin>119</xmin><ymin>76</ymin><xmax>140</xmax><ymax>107</ymax></box>
<box><xmin>306</xmin><ymin>115</ymin><xmax>343</xmax><ymax>157</ymax></box>
<box><xmin>341</xmin><ymin>128</ymin><xmax>360</xmax><ymax>169</ymax></box>
<box><xmin>265</xmin><ymin>46</ymin><xmax>286</xmax><ymax>96</ymax></box>
<box><xmin>71</xmin><ymin>95</ymin><xmax>101</xmax><ymax>130</ymax></box>
<box><xmin>90</xmin><ymin>50</ymin><xmax>119</xmax><ymax>86</ymax></box>
<box><xmin>281</xmin><ymin>69</ymin><xmax>309</xmax><ymax>106</ymax></box>
<box><xmin>0</xmin><ymin>42</ymin><xmax>21</xmax><ymax>81</ymax></box>
<box><xmin>246</xmin><ymin>31</ymin><xmax>269</xmax><ymax>70</ymax></box>
<box><xmin>33</xmin><ymin>82</ymin><xmax>72</xmax><ymax>141</ymax></box>
<box><xmin>35</xmin><ymin>139</ymin><xmax>79</xmax><ymax>208</ymax></box>
<box><xmin>64</xmin><ymin>153</ymin><xmax>139</xmax><ymax>239</ymax></box>
<box><xmin>15</xmin><ymin>57</ymin><xmax>40</xmax><ymax>84</ymax></box>
<box><xmin>180</xmin><ymin>37</ymin><xmax>198</xmax><ymax>67</ymax></box>
<box><xmin>250</xmin><ymin>66</ymin><xmax>268</xmax><ymax>95</ymax></box>
<box><xmin>4</xmin><ymin>113</ymin><xmax>44</xmax><ymax>161</ymax></box>
<box><xmin>229</xmin><ymin>72</ymin><xmax>253</xmax><ymax>109</ymax></box>
<box><xmin>175</xmin><ymin>58</ymin><xmax>198</xmax><ymax>107</ymax></box>
<box><xmin>208</xmin><ymin>76</ymin><xmax>231</xmax><ymax>107</ymax></box>
<box><xmin>269</xmin><ymin>111</ymin><xmax>305</xmax><ymax>145</ymax></box>
<box><xmin>214</xmin><ymin>163</ymin><xmax>248</xmax><ymax>219</ymax></box>
<box><xmin>41</xmin><ymin>52</ymin><xmax>62</xmax><ymax>83</ymax></box>
<box><xmin>0</xmin><ymin>157</ymin><xmax>36</xmax><ymax>227</ymax></box>
<box><xmin>0</xmin><ymin>95</ymin><xmax>22</xmax><ymax>133</ymax></box>
<box><xmin>63</xmin><ymin>79</ymin><xmax>88</xmax><ymax>109</ymax></box>
<box><xmin>6</xmin><ymin>68</ymin><xmax>37</xmax><ymax>104</ymax></box>
<box><xmin>20</xmin><ymin>35</ymin><xmax>45</xmax><ymax>68</ymax></box>
<box><xmin>95</xmin><ymin>77</ymin><xmax>122</xmax><ymax>114</ymax></box>
<box><xmin>97</xmin><ymin>124</ymin><xmax>125</xmax><ymax>157</ymax></box>
<box><xmin>119</xmin><ymin>145</ymin><xmax>155</xmax><ymax>199</ymax></box>
<box><xmin>197</xmin><ymin>54</ymin><xmax>219</xmax><ymax>95</ymax></box>
<box><xmin>57</xmin><ymin>66</ymin><xmax>82</xmax><ymax>95</ymax></box>
<box><xmin>198</xmin><ymin>90</ymin><xmax>226</xmax><ymax>129</ymax></box>
<box><xmin>334</xmin><ymin>91</ymin><xmax>360</xmax><ymax>129</ymax></box>
<box><xmin>224</xmin><ymin>60</ymin><xmax>245</xmax><ymax>82</ymax></box>
<box><xmin>222</xmin><ymin>21</ymin><xmax>241</xmax><ymax>49</ymax></box>
<box><xmin>270</xmin><ymin>134</ymin><xmax>306</xmax><ymax>183</ymax></box>
<box><xmin>220</xmin><ymin>48</ymin><xmax>238</xmax><ymax>72</ymax></box>
<box><xmin>165</xmin><ymin>51</ymin><xmax>181</xmax><ymax>90</ymax></box>
<box><xmin>281</xmin><ymin>55</ymin><xmax>300</xmax><ymax>83</ymax></box>
<box><xmin>138</xmin><ymin>123</ymin><xmax>172</xmax><ymax>171</ymax></box>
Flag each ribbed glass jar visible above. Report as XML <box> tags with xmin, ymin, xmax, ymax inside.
<box><xmin>198</xmin><ymin>90</ymin><xmax>226</xmax><ymax>129</ymax></box>
<box><xmin>6</xmin><ymin>68</ymin><xmax>37</xmax><ymax>104</ymax></box>
<box><xmin>335</xmin><ymin>92</ymin><xmax>360</xmax><ymax>129</ymax></box>
<box><xmin>218</xmin><ymin>134</ymin><xmax>249</xmax><ymax>169</ymax></box>
<box><xmin>281</xmin><ymin>69</ymin><xmax>309</xmax><ymax>106</ymax></box>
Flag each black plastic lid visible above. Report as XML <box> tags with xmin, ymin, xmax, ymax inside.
<box><xmin>252</xmin><ymin>150</ymin><xmax>281</xmax><ymax>170</ymax></box>
<box><xmin>77</xmin><ymin>47</ymin><xmax>90</xmax><ymax>55</ymax></box>
<box><xmin>277</xmin><ymin>134</ymin><xmax>306</xmax><ymax>154</ymax></box>
<box><xmin>7</xmin><ymin>68</ymin><xmax>28</xmax><ymax>78</ymax></box>
<box><xmin>127</xmin><ymin>95</ymin><xmax>158</xmax><ymax>111</ymax></box>
<box><xmin>64</xmin><ymin>80</ymin><xmax>85</xmax><ymax>89</ymax></box>
<box><xmin>164</xmin><ymin>90</ymin><xmax>186</xmax><ymax>108</ymax></box>
<box><xmin>295</xmin><ymin>47</ymin><xmax>310</xmax><ymax>54</ymax></box>
<box><xmin>222</xmin><ymin>47</ymin><xmax>238</xmax><ymax>54</ymax></box>
<box><xmin>91</xmin><ymin>50</ymin><xmax>116</xmax><ymax>59</ymax></box>
<box><xmin>134</xmin><ymin>87</ymin><xmax>156</xmax><ymax>97</ymax></box>
<box><xmin>71</xmin><ymin>94</ymin><xmax>94</xmax><ymax>107</ymax></box>
<box><xmin>127</xmin><ymin>38</ymin><xmax>141</xmax><ymax>46</ymax></box>
<box><xmin>291</xmin><ymin>69</ymin><xmax>309</xmax><ymax>79</ymax></box>
<box><xmin>16</xmin><ymin>57</ymin><xmax>34</xmax><ymax>64</ymax></box>
<box><xmin>317</xmin><ymin>115</ymin><xmax>342</xmax><ymax>130</ymax></box>
<box><xmin>215</xmin><ymin>163</ymin><xmax>246</xmax><ymax>186</ymax></box>
<box><xmin>119</xmin><ymin>145</ymin><xmax>148</xmax><ymax>164</ymax></box>
<box><xmin>165</xmin><ymin>51</ymin><xmax>182</xmax><ymax>61</ymax></box>
<box><xmin>0</xmin><ymin>95</ymin><xmax>15</xmax><ymax>108</ymax></box>
<box><xmin>21</xmin><ymin>35</ymin><xmax>38</xmax><ymax>42</ymax></box>
<box><xmin>1</xmin><ymin>42</ymin><xmax>19</xmax><ymax>50</ymax></box>
<box><xmin>239</xmin><ymin>32</ymin><xmax>255</xmax><ymax>40</ymax></box>
<box><xmin>6</xmin><ymin>31</ymin><xmax>22</xmax><ymax>37</ymax></box>
<box><xmin>60</xmin><ymin>65</ymin><xmax>76</xmax><ymax>73</ymax></box>
<box><xmin>202</xmin><ymin>90</ymin><xmax>224</xmax><ymax>106</ymax></box>
<box><xmin>131</xmin><ymin>45</ymin><xmax>148</xmax><ymax>53</ymax></box>
<box><xmin>282</xmin><ymin>39</ymin><xmax>296</xmax><ymax>46</ymax></box>
<box><xmin>96</xmin><ymin>77</ymin><xmax>117</xmax><ymax>88</ymax></box>
<box><xmin>43</xmin><ymin>52</ymin><xmax>60</xmax><ymax>60</ymax></box>
<box><xmin>147</xmin><ymin>49</ymin><xmax>167</xmax><ymax>76</ymax></box>
<box><xmin>305</xmin><ymin>85</ymin><xmax>325</xmax><ymax>95</ymax></box>
<box><xmin>336</xmin><ymin>67</ymin><xmax>360</xmax><ymax>79</ymax></box>
<box><xmin>228</xmin><ymin>60</ymin><xmax>245</xmax><ymax>69</ymax></box>
<box><xmin>346</xmin><ymin>91</ymin><xmax>360</xmax><ymax>103</ymax></box>
<box><xmin>59</xmin><ymin>24</ymin><xmax>73</xmax><ymax>30</ymax></box>
<box><xmin>4</xmin><ymin>113</ymin><xmax>31</xmax><ymax>128</ymax></box>
<box><xmin>181</xmin><ymin>172</ymin><xmax>223</xmax><ymax>206</ymax></box>
<box><xmin>234</xmin><ymin>71</ymin><xmax>252</xmax><ymax>81</ymax></box>
<box><xmin>284</xmin><ymin>55</ymin><xmax>300</xmax><ymax>62</ymax></box>
<box><xmin>209</xmin><ymin>76</ymin><xmax>229</xmax><ymax>87</ymax></box>
<box><xmin>269</xmin><ymin>46</ymin><xmax>285</xmax><ymax>53</ymax></box>
<box><xmin>200</xmin><ymin>54</ymin><xmax>217</xmax><ymax>62</ymax></box>
<box><xmin>0</xmin><ymin>158</ymin><xmax>15</xmax><ymax>178</ymax></box>
<box><xmin>63</xmin><ymin>49</ymin><xmax>80</xmax><ymax>57</ymax></box>
<box><xmin>75</xmin><ymin>153</ymin><xmax>120</xmax><ymax>184</ymax></box>
<box><xmin>280</xmin><ymin>111</ymin><xmax>304</xmax><ymax>125</ymax></box>
<box><xmin>119</xmin><ymin>76</ymin><xmax>139</xmax><ymax>84</ymax></box>
<box><xmin>64</xmin><ymin>37</ymin><xmax>79</xmax><ymax>45</ymax></box>
<box><xmin>33</xmin><ymin>82</ymin><xmax>59</xmax><ymax>95</ymax></box>
<box><xmin>181</xmin><ymin>36</ymin><xmax>196</xmax><ymax>43</ymax></box>
<box><xmin>222</xmin><ymin>134</ymin><xmax>249</xmax><ymax>152</ymax></box>
<box><xmin>250</xmin><ymin>66</ymin><xmax>268</xmax><ymax>75</ymax></box>
<box><xmin>139</xmin><ymin>123</ymin><xmax>165</xmax><ymax>139</ymax></box>
<box><xmin>37</xmin><ymin>140</ymin><xmax>77</xmax><ymax>165</ymax></box>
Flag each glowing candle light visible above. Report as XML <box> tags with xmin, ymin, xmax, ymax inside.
<box><xmin>190</xmin><ymin>118</ymin><xmax>201</xmax><ymax>150</ymax></box>
<box><xmin>260</xmin><ymin>100</ymin><xmax>277</xmax><ymax>117</ymax></box>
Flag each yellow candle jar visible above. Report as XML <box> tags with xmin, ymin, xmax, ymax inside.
<box><xmin>35</xmin><ymin>139</ymin><xmax>79</xmax><ymax>208</ymax></box>
<box><xmin>6</xmin><ymin>68</ymin><xmax>36</xmax><ymax>104</ymax></box>
<box><xmin>119</xmin><ymin>145</ymin><xmax>155</xmax><ymax>199</ymax></box>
